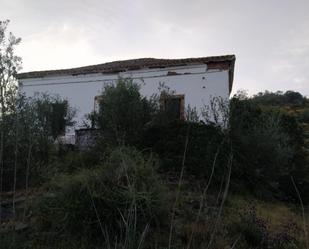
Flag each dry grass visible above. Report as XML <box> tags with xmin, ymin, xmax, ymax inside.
<box><xmin>226</xmin><ymin>194</ymin><xmax>309</xmax><ymax>247</ymax></box>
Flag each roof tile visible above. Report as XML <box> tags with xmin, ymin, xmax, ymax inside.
<box><xmin>17</xmin><ymin>55</ymin><xmax>235</xmax><ymax>79</ymax></box>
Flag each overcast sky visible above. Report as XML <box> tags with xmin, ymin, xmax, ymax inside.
<box><xmin>1</xmin><ymin>0</ymin><xmax>309</xmax><ymax>96</ymax></box>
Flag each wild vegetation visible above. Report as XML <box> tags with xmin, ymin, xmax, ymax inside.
<box><xmin>1</xmin><ymin>20</ymin><xmax>309</xmax><ymax>248</ymax></box>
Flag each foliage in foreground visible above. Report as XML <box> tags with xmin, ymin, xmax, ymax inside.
<box><xmin>93</xmin><ymin>78</ymin><xmax>157</xmax><ymax>146</ymax></box>
<box><xmin>1</xmin><ymin>19</ymin><xmax>308</xmax><ymax>249</ymax></box>
<box><xmin>0</xmin><ymin>86</ymin><xmax>308</xmax><ymax>248</ymax></box>
<box><xmin>229</xmin><ymin>94</ymin><xmax>309</xmax><ymax>202</ymax></box>
<box><xmin>0</xmin><ymin>93</ymin><xmax>74</xmax><ymax>190</ymax></box>
<box><xmin>31</xmin><ymin>148</ymin><xmax>169</xmax><ymax>248</ymax></box>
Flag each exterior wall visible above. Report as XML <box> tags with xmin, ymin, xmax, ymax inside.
<box><xmin>18</xmin><ymin>64</ymin><xmax>230</xmax><ymax>133</ymax></box>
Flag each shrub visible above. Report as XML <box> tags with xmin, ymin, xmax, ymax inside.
<box><xmin>234</xmin><ymin>205</ymin><xmax>269</xmax><ymax>247</ymax></box>
<box><xmin>252</xmin><ymin>90</ymin><xmax>306</xmax><ymax>106</ymax></box>
<box><xmin>0</xmin><ymin>231</ymin><xmax>31</xmax><ymax>249</ymax></box>
<box><xmin>229</xmin><ymin>96</ymin><xmax>308</xmax><ymax>201</ymax></box>
<box><xmin>231</xmin><ymin>205</ymin><xmax>297</xmax><ymax>249</ymax></box>
<box><xmin>0</xmin><ymin>93</ymin><xmax>75</xmax><ymax>190</ymax></box>
<box><xmin>141</xmin><ymin>120</ymin><xmax>229</xmax><ymax>180</ymax></box>
<box><xmin>94</xmin><ymin>79</ymin><xmax>156</xmax><ymax>147</ymax></box>
<box><xmin>298</xmin><ymin>110</ymin><xmax>309</xmax><ymax>123</ymax></box>
<box><xmin>32</xmin><ymin>147</ymin><xmax>169</xmax><ymax>248</ymax></box>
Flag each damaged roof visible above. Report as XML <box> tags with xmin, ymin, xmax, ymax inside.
<box><xmin>17</xmin><ymin>54</ymin><xmax>236</xmax><ymax>92</ymax></box>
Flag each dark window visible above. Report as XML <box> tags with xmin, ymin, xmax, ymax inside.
<box><xmin>94</xmin><ymin>95</ymin><xmax>103</xmax><ymax>113</ymax></box>
<box><xmin>160</xmin><ymin>94</ymin><xmax>185</xmax><ymax>120</ymax></box>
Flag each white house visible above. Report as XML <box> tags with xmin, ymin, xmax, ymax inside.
<box><xmin>17</xmin><ymin>55</ymin><xmax>236</xmax><ymax>136</ymax></box>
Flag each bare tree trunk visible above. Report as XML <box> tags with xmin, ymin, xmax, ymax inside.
<box><xmin>0</xmin><ymin>19</ymin><xmax>22</xmax><ymax>225</ymax></box>
<box><xmin>0</xmin><ymin>128</ymin><xmax>4</xmax><ymax>224</ymax></box>
<box><xmin>12</xmin><ymin>109</ymin><xmax>18</xmax><ymax>218</ymax></box>
<box><xmin>23</xmin><ymin>139</ymin><xmax>32</xmax><ymax>221</ymax></box>
<box><xmin>0</xmin><ymin>84</ymin><xmax>5</xmax><ymax>225</ymax></box>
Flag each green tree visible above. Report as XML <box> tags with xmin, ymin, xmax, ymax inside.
<box><xmin>230</xmin><ymin>95</ymin><xmax>308</xmax><ymax>201</ymax></box>
<box><xmin>252</xmin><ymin>90</ymin><xmax>306</xmax><ymax>106</ymax></box>
<box><xmin>0</xmin><ymin>19</ymin><xmax>22</xmax><ymax>222</ymax></box>
<box><xmin>95</xmin><ymin>78</ymin><xmax>156</xmax><ymax>146</ymax></box>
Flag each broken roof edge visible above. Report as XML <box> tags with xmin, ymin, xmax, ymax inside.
<box><xmin>17</xmin><ymin>54</ymin><xmax>236</xmax><ymax>93</ymax></box>
<box><xmin>229</xmin><ymin>56</ymin><xmax>236</xmax><ymax>94</ymax></box>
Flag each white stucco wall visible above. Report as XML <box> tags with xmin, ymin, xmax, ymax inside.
<box><xmin>18</xmin><ymin>64</ymin><xmax>230</xmax><ymax>133</ymax></box>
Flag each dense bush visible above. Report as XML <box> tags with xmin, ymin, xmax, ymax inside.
<box><xmin>298</xmin><ymin>110</ymin><xmax>309</xmax><ymax>123</ymax></box>
<box><xmin>92</xmin><ymin>82</ymin><xmax>309</xmax><ymax>203</ymax></box>
<box><xmin>94</xmin><ymin>79</ymin><xmax>157</xmax><ymax>146</ymax></box>
<box><xmin>229</xmin><ymin>96</ymin><xmax>309</xmax><ymax>202</ymax></box>
<box><xmin>252</xmin><ymin>90</ymin><xmax>307</xmax><ymax>106</ymax></box>
<box><xmin>230</xmin><ymin>98</ymin><xmax>307</xmax><ymax>198</ymax></box>
<box><xmin>0</xmin><ymin>93</ymin><xmax>74</xmax><ymax>190</ymax></box>
<box><xmin>141</xmin><ymin>120</ymin><xmax>229</xmax><ymax>180</ymax></box>
<box><xmin>32</xmin><ymin>147</ymin><xmax>169</xmax><ymax>248</ymax></box>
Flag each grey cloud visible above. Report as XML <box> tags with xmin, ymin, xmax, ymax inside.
<box><xmin>1</xmin><ymin>0</ymin><xmax>308</xmax><ymax>95</ymax></box>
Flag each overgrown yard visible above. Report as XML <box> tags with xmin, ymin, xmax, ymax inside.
<box><xmin>1</xmin><ymin>176</ymin><xmax>308</xmax><ymax>249</ymax></box>
<box><xmin>0</xmin><ymin>81</ymin><xmax>309</xmax><ymax>248</ymax></box>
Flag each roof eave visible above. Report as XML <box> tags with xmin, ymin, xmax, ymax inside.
<box><xmin>17</xmin><ymin>55</ymin><xmax>236</xmax><ymax>80</ymax></box>
<box><xmin>228</xmin><ymin>55</ymin><xmax>236</xmax><ymax>95</ymax></box>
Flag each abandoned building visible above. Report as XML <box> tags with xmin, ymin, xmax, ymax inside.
<box><xmin>17</xmin><ymin>55</ymin><xmax>236</xmax><ymax>144</ymax></box>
